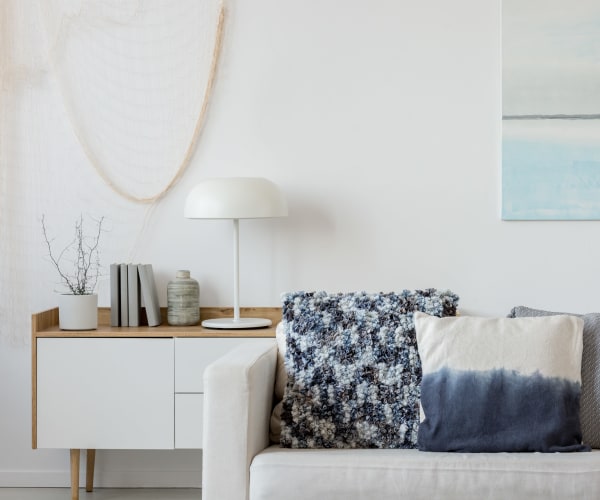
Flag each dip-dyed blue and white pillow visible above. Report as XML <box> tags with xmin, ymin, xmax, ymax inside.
<box><xmin>279</xmin><ymin>289</ymin><xmax>459</xmax><ymax>449</ymax></box>
<box><xmin>414</xmin><ymin>313</ymin><xmax>590</xmax><ymax>453</ymax></box>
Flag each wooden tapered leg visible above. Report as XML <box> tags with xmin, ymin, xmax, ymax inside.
<box><xmin>86</xmin><ymin>449</ymin><xmax>96</xmax><ymax>492</ymax></box>
<box><xmin>70</xmin><ymin>449</ymin><xmax>80</xmax><ymax>500</ymax></box>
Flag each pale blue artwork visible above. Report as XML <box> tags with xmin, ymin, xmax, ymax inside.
<box><xmin>502</xmin><ymin>0</ymin><xmax>600</xmax><ymax>220</ymax></box>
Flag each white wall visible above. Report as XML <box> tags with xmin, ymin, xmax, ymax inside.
<box><xmin>3</xmin><ymin>0</ymin><xmax>600</xmax><ymax>488</ymax></box>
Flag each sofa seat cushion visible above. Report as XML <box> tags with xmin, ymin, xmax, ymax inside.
<box><xmin>249</xmin><ymin>446</ymin><xmax>600</xmax><ymax>500</ymax></box>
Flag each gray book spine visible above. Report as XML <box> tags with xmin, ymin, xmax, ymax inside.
<box><xmin>139</xmin><ymin>264</ymin><xmax>162</xmax><ymax>327</ymax></box>
<box><xmin>120</xmin><ymin>263</ymin><xmax>129</xmax><ymax>327</ymax></box>
<box><xmin>110</xmin><ymin>263</ymin><xmax>120</xmax><ymax>327</ymax></box>
<box><xmin>128</xmin><ymin>264</ymin><xmax>141</xmax><ymax>327</ymax></box>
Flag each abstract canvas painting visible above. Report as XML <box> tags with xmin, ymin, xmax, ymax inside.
<box><xmin>502</xmin><ymin>0</ymin><xmax>600</xmax><ymax>220</ymax></box>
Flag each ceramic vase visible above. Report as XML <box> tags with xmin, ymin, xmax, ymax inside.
<box><xmin>167</xmin><ymin>270</ymin><xmax>200</xmax><ymax>326</ymax></box>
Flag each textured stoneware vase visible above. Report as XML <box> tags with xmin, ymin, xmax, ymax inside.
<box><xmin>58</xmin><ymin>293</ymin><xmax>98</xmax><ymax>330</ymax></box>
<box><xmin>167</xmin><ymin>270</ymin><xmax>200</xmax><ymax>326</ymax></box>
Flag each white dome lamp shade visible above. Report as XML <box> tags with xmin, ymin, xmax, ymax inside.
<box><xmin>184</xmin><ymin>177</ymin><xmax>288</xmax><ymax>329</ymax></box>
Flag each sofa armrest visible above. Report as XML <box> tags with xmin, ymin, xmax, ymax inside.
<box><xmin>202</xmin><ymin>339</ymin><xmax>278</xmax><ymax>500</ymax></box>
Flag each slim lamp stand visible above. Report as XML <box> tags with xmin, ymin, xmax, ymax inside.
<box><xmin>201</xmin><ymin>219</ymin><xmax>273</xmax><ymax>329</ymax></box>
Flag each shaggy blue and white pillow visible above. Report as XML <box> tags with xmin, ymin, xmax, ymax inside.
<box><xmin>415</xmin><ymin>313</ymin><xmax>589</xmax><ymax>453</ymax></box>
<box><xmin>280</xmin><ymin>289</ymin><xmax>459</xmax><ymax>449</ymax></box>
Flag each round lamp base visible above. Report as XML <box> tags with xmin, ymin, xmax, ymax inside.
<box><xmin>201</xmin><ymin>317</ymin><xmax>272</xmax><ymax>329</ymax></box>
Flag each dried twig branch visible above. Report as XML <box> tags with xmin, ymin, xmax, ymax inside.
<box><xmin>42</xmin><ymin>214</ymin><xmax>105</xmax><ymax>295</ymax></box>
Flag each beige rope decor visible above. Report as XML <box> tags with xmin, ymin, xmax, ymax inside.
<box><xmin>46</xmin><ymin>1</ymin><xmax>226</xmax><ymax>204</ymax></box>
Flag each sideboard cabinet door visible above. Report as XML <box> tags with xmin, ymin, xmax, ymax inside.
<box><xmin>37</xmin><ymin>338</ymin><xmax>174</xmax><ymax>449</ymax></box>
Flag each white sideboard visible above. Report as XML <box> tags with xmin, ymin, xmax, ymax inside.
<box><xmin>31</xmin><ymin>307</ymin><xmax>279</xmax><ymax>500</ymax></box>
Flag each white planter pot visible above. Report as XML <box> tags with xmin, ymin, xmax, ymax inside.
<box><xmin>58</xmin><ymin>294</ymin><xmax>98</xmax><ymax>330</ymax></box>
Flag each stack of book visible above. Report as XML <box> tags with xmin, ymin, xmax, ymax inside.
<box><xmin>109</xmin><ymin>263</ymin><xmax>162</xmax><ymax>327</ymax></box>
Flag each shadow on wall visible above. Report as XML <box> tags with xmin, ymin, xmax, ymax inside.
<box><xmin>285</xmin><ymin>193</ymin><xmax>335</xmax><ymax>238</ymax></box>
<box><xmin>279</xmin><ymin>189</ymin><xmax>381</xmax><ymax>291</ymax></box>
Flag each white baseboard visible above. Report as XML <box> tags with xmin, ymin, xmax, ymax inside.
<box><xmin>0</xmin><ymin>470</ymin><xmax>201</xmax><ymax>488</ymax></box>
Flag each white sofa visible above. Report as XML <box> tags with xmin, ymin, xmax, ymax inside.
<box><xmin>203</xmin><ymin>340</ymin><xmax>600</xmax><ymax>500</ymax></box>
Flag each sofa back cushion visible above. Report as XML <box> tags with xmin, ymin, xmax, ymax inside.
<box><xmin>415</xmin><ymin>312</ymin><xmax>588</xmax><ymax>452</ymax></box>
<box><xmin>509</xmin><ymin>306</ymin><xmax>600</xmax><ymax>448</ymax></box>
<box><xmin>269</xmin><ymin>322</ymin><xmax>287</xmax><ymax>443</ymax></box>
<box><xmin>279</xmin><ymin>289</ymin><xmax>459</xmax><ymax>448</ymax></box>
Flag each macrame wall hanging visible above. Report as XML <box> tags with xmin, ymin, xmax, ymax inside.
<box><xmin>0</xmin><ymin>0</ymin><xmax>226</xmax><ymax>343</ymax></box>
<box><xmin>40</xmin><ymin>0</ymin><xmax>225</xmax><ymax>204</ymax></box>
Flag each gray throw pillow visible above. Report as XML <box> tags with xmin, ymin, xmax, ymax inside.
<box><xmin>509</xmin><ymin>306</ymin><xmax>600</xmax><ymax>448</ymax></box>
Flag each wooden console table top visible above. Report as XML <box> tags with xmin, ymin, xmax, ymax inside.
<box><xmin>32</xmin><ymin>306</ymin><xmax>280</xmax><ymax>339</ymax></box>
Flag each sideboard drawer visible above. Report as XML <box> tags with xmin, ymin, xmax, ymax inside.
<box><xmin>174</xmin><ymin>338</ymin><xmax>243</xmax><ymax>393</ymax></box>
<box><xmin>175</xmin><ymin>393</ymin><xmax>203</xmax><ymax>449</ymax></box>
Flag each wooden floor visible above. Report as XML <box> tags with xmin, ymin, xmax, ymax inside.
<box><xmin>0</xmin><ymin>489</ymin><xmax>201</xmax><ymax>500</ymax></box>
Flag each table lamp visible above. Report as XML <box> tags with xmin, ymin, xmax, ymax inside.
<box><xmin>184</xmin><ymin>177</ymin><xmax>288</xmax><ymax>328</ymax></box>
